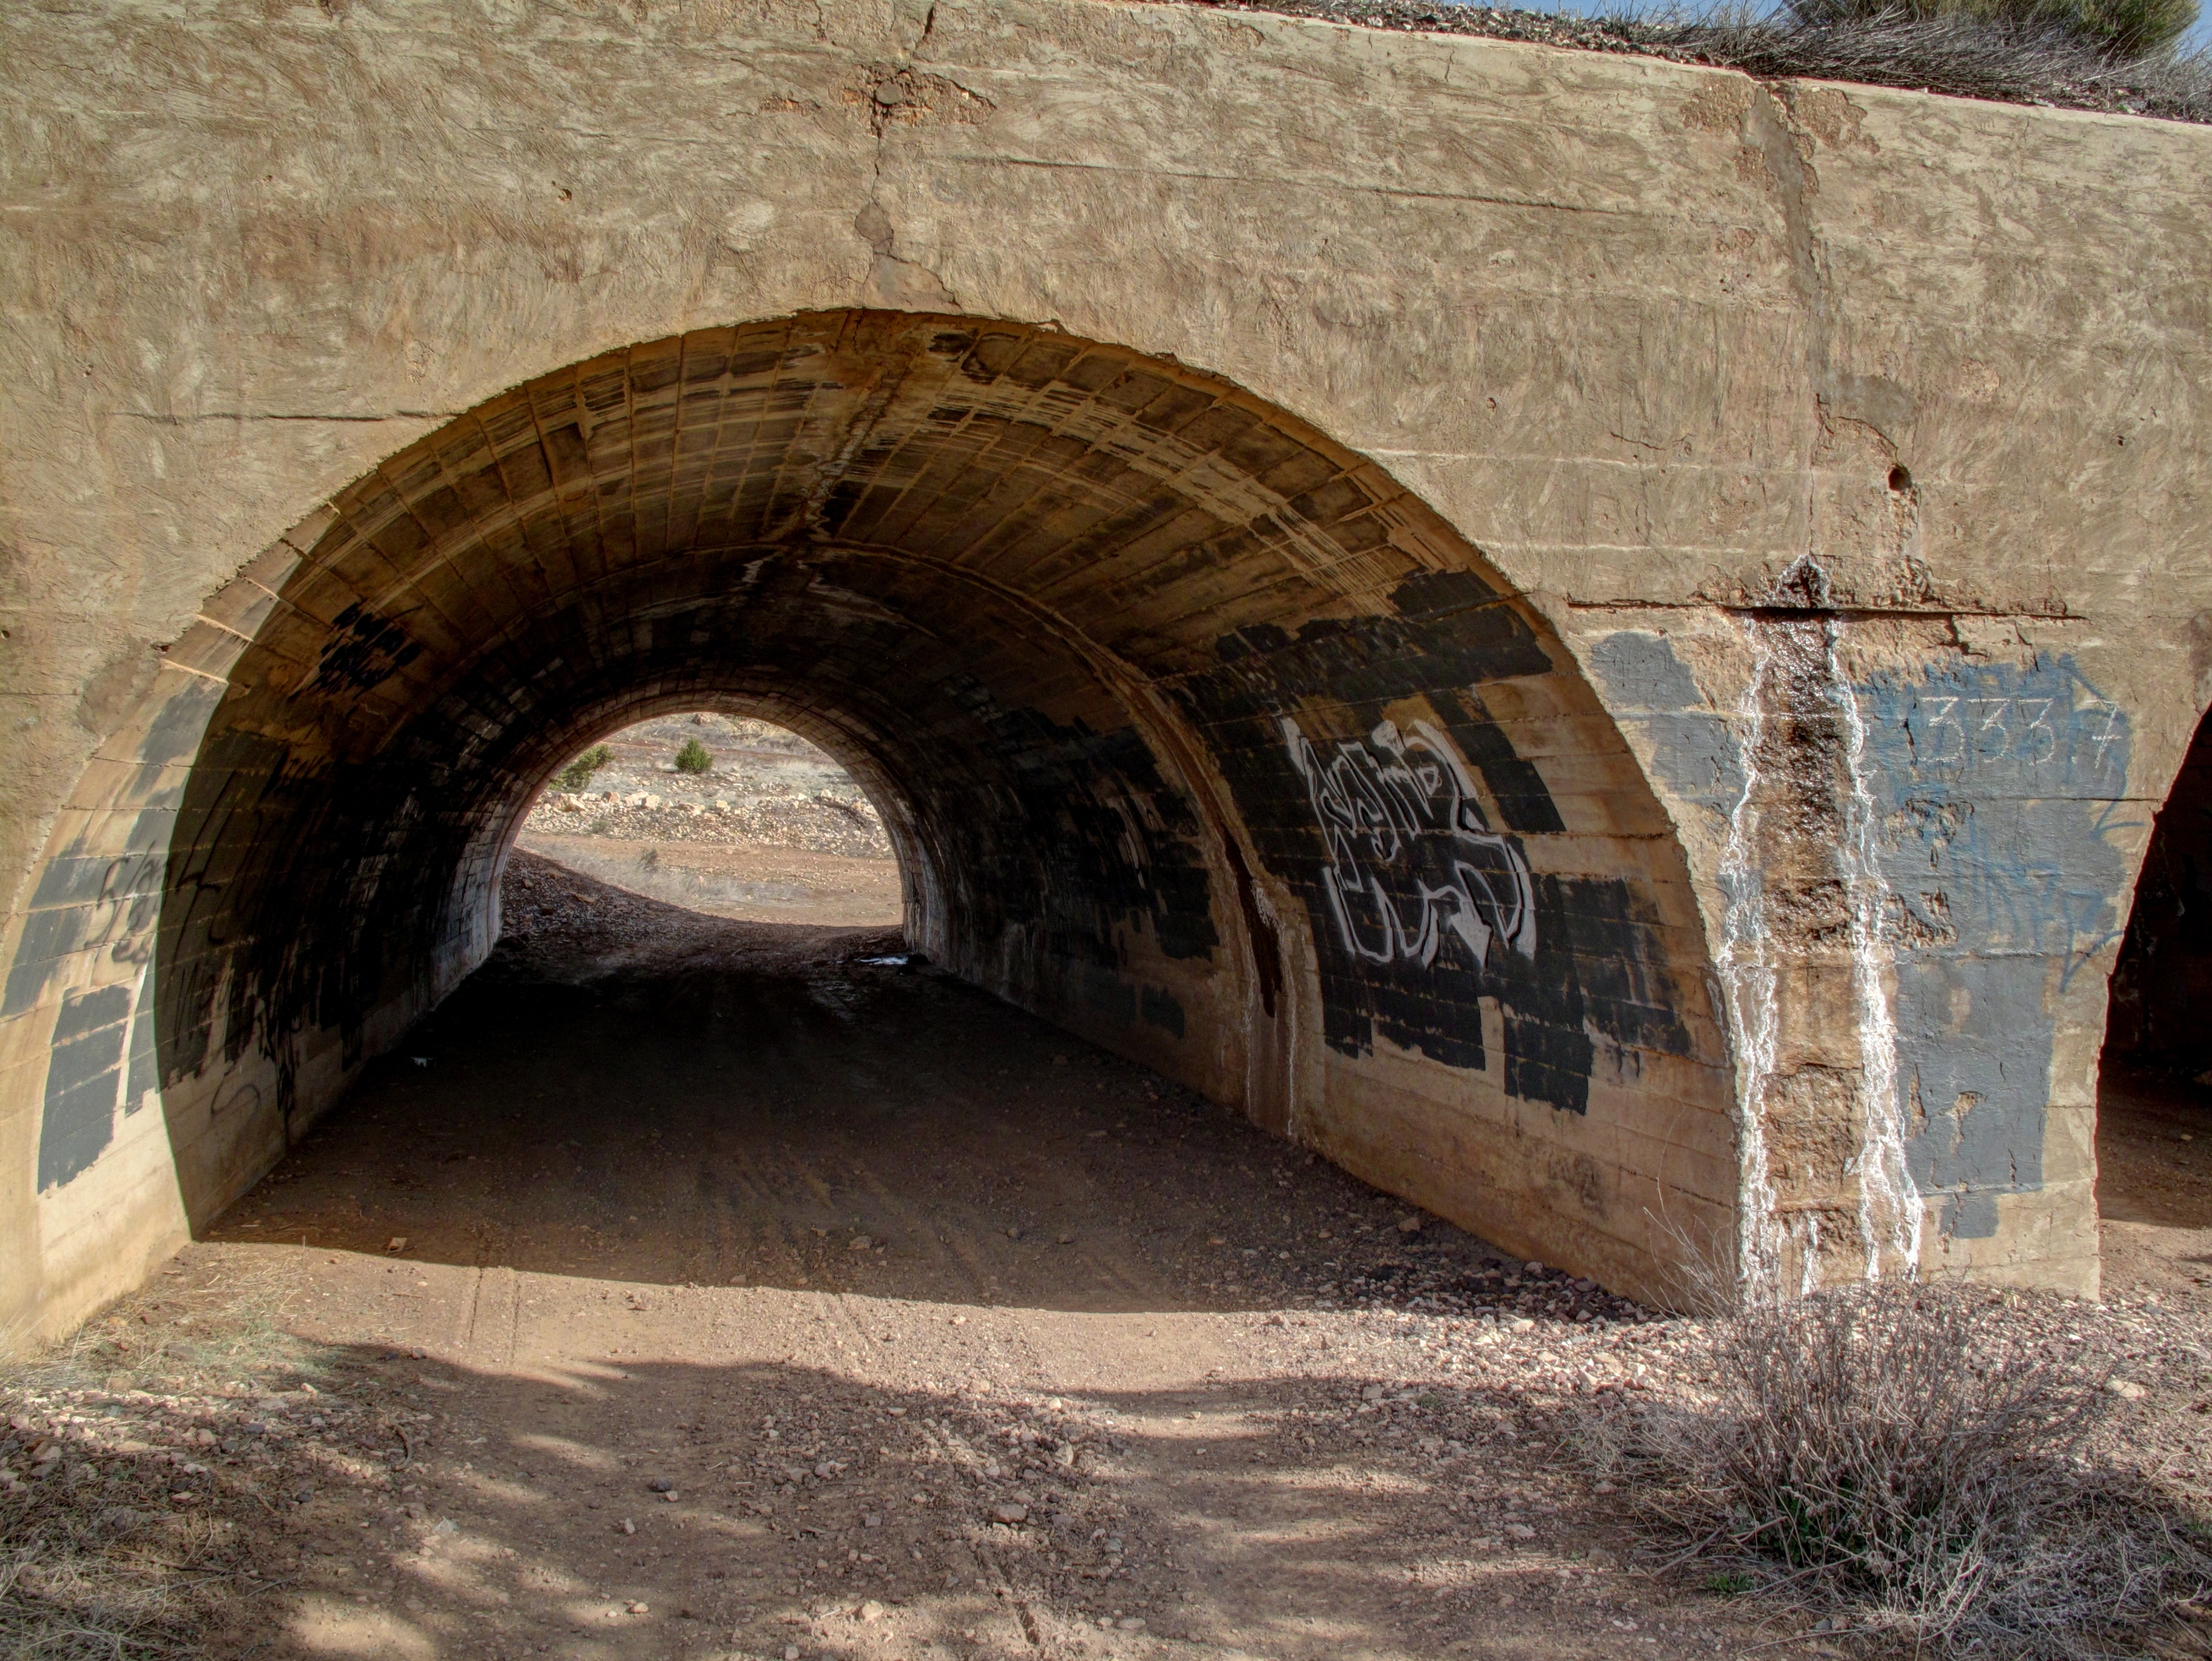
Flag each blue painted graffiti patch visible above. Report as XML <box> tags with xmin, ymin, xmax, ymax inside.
<box><xmin>1851</xmin><ymin>654</ymin><xmax>2133</xmax><ymax>1224</ymax></box>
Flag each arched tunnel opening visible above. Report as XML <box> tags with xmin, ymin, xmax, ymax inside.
<box><xmin>35</xmin><ymin>310</ymin><xmax>1738</xmax><ymax>1321</ymax></box>
<box><xmin>514</xmin><ymin>713</ymin><xmax>904</xmax><ymax>931</ymax></box>
<box><xmin>2097</xmin><ymin>706</ymin><xmax>2212</xmax><ymax>1300</ymax></box>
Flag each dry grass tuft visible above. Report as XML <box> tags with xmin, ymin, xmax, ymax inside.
<box><xmin>16</xmin><ymin>1263</ymin><xmax>312</xmax><ymax>1405</ymax></box>
<box><xmin>0</xmin><ymin>1267</ymin><xmax>308</xmax><ymax>1658</ymax></box>
<box><xmin>1583</xmin><ymin>1280</ymin><xmax>2212</xmax><ymax>1656</ymax></box>
<box><xmin>0</xmin><ymin>1493</ymin><xmax>227</xmax><ymax>1660</ymax></box>
<box><xmin>1621</xmin><ymin>3</ymin><xmax>2212</xmax><ymax>122</ymax></box>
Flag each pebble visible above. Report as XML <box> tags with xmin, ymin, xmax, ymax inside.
<box><xmin>992</xmin><ymin>1501</ymin><xmax>1030</xmax><ymax>1523</ymax></box>
<box><xmin>858</xmin><ymin>1599</ymin><xmax>886</xmax><ymax>1622</ymax></box>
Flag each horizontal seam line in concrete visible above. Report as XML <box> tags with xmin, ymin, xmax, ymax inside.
<box><xmin>939</xmin><ymin>153</ymin><xmax>1638</xmax><ymax>216</ymax></box>
<box><xmin>1569</xmin><ymin>598</ymin><xmax>2084</xmax><ymax>620</ymax></box>
<box><xmin>117</xmin><ymin>411</ymin><xmax>465</xmax><ymax>424</ymax></box>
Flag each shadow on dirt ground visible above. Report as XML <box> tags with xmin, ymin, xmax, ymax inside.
<box><xmin>1</xmin><ymin>1316</ymin><xmax>1783</xmax><ymax>1661</ymax></box>
<box><xmin>2096</xmin><ymin>1061</ymin><xmax>2212</xmax><ymax>1300</ymax></box>
<box><xmin>202</xmin><ymin>852</ymin><xmax>1644</xmax><ymax>1326</ymax></box>
<box><xmin>5</xmin><ymin>852</ymin><xmax>2209</xmax><ymax>1658</ymax></box>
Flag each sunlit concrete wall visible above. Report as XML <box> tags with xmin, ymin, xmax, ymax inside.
<box><xmin>2</xmin><ymin>0</ymin><xmax>2207</xmax><ymax>1346</ymax></box>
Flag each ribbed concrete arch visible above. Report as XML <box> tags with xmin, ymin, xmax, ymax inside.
<box><xmin>9</xmin><ymin>309</ymin><xmax>1736</xmax><ymax>1331</ymax></box>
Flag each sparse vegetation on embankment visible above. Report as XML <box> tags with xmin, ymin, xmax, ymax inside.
<box><xmin>1171</xmin><ymin>0</ymin><xmax>2212</xmax><ymax>123</ymax></box>
<box><xmin>1579</xmin><ymin>1278</ymin><xmax>2212</xmax><ymax>1656</ymax></box>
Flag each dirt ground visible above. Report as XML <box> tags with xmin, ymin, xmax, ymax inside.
<box><xmin>2095</xmin><ymin>1062</ymin><xmax>2212</xmax><ymax>1302</ymax></box>
<box><xmin>3</xmin><ymin>852</ymin><xmax>2209</xmax><ymax>1659</ymax></box>
<box><xmin>511</xmin><ymin>838</ymin><xmax>902</xmax><ymax>931</ymax></box>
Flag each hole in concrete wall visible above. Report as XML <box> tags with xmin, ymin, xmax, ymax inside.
<box><xmin>514</xmin><ymin>712</ymin><xmax>901</xmax><ymax>929</ymax></box>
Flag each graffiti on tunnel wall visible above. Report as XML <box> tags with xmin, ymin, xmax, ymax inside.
<box><xmin>1282</xmin><ymin>715</ymin><xmax>1537</xmax><ymax>971</ymax></box>
<box><xmin>1596</xmin><ymin>630</ymin><xmax>2136</xmax><ymax>1246</ymax></box>
<box><xmin>1184</xmin><ymin>570</ymin><xmax>1693</xmax><ymax>1116</ymax></box>
<box><xmin>5</xmin><ymin>679</ymin><xmax>221</xmax><ymax>1194</ymax></box>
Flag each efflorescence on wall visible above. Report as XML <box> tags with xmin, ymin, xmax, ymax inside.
<box><xmin>1597</xmin><ymin>602</ymin><xmax>2133</xmax><ymax>1294</ymax></box>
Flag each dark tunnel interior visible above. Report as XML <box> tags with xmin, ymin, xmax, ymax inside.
<box><xmin>128</xmin><ymin>309</ymin><xmax>1732</xmax><ymax>1298</ymax></box>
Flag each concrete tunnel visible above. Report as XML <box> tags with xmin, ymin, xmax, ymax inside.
<box><xmin>25</xmin><ymin>310</ymin><xmax>1738</xmax><ymax>1323</ymax></box>
<box><xmin>7</xmin><ymin>0</ymin><xmax>2210</xmax><ymax>1366</ymax></box>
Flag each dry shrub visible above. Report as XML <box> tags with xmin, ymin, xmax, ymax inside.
<box><xmin>1786</xmin><ymin>0</ymin><xmax>2199</xmax><ymax>58</ymax></box>
<box><xmin>1182</xmin><ymin>2</ymin><xmax>2212</xmax><ymax>123</ymax></box>
<box><xmin>1588</xmin><ymin>1281</ymin><xmax>2212</xmax><ymax>1655</ymax></box>
<box><xmin>1617</xmin><ymin>3</ymin><xmax>2212</xmax><ymax>118</ymax></box>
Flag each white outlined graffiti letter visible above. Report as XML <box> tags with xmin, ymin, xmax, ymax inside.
<box><xmin>1282</xmin><ymin>715</ymin><xmax>1537</xmax><ymax>971</ymax></box>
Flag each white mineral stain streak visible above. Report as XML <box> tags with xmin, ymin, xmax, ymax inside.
<box><xmin>1718</xmin><ymin>628</ymin><xmax>1782</xmax><ymax>1294</ymax></box>
<box><xmin>1830</xmin><ymin>626</ymin><xmax>1924</xmax><ymax>1279</ymax></box>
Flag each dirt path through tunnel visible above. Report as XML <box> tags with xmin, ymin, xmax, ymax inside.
<box><xmin>25</xmin><ymin>853</ymin><xmax>2204</xmax><ymax>1659</ymax></box>
<box><xmin>161</xmin><ymin>851</ymin><xmax>1764</xmax><ymax>1659</ymax></box>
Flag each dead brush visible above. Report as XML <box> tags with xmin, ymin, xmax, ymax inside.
<box><xmin>1582</xmin><ymin>1280</ymin><xmax>2212</xmax><ymax>1655</ymax></box>
<box><xmin>0</xmin><ymin>1262</ymin><xmax>313</xmax><ymax>1658</ymax></box>
<box><xmin>0</xmin><ymin>1496</ymin><xmax>221</xmax><ymax>1660</ymax></box>
<box><xmin>17</xmin><ymin>1261</ymin><xmax>313</xmax><ymax>1402</ymax></box>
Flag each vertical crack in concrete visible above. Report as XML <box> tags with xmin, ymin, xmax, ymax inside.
<box><xmin>1726</xmin><ymin>94</ymin><xmax>1920</xmax><ymax>1289</ymax></box>
<box><xmin>854</xmin><ymin>6</ymin><xmax>966</xmax><ymax>312</ymax></box>
<box><xmin>1743</xmin><ymin>84</ymin><xmax>1831</xmax><ymax>551</ymax></box>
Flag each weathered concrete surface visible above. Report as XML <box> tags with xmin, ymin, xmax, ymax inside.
<box><xmin>1</xmin><ymin>0</ymin><xmax>2207</xmax><ymax>1346</ymax></box>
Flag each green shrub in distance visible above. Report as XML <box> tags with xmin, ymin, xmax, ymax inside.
<box><xmin>675</xmin><ymin>737</ymin><xmax>713</xmax><ymax>775</ymax></box>
<box><xmin>557</xmin><ymin>743</ymin><xmax>612</xmax><ymax>792</ymax></box>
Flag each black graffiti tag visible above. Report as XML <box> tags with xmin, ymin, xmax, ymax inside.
<box><xmin>1282</xmin><ymin>716</ymin><xmax>1535</xmax><ymax>970</ymax></box>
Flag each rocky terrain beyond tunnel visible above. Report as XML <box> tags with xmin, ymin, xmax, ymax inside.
<box><xmin>515</xmin><ymin>712</ymin><xmax>905</xmax><ymax>928</ymax></box>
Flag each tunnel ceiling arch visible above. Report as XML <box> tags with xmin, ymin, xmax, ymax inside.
<box><xmin>42</xmin><ymin>308</ymin><xmax>1733</xmax><ymax>1304</ymax></box>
